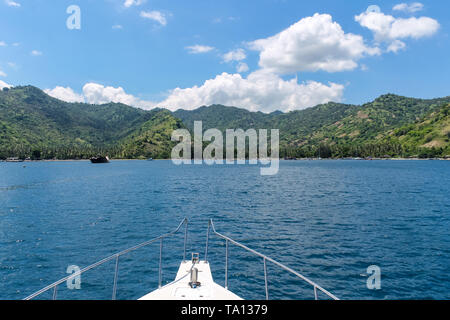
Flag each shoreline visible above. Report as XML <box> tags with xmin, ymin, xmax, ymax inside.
<box><xmin>1</xmin><ymin>158</ymin><xmax>449</xmax><ymax>162</ymax></box>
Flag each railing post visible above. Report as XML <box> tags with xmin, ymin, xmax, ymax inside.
<box><xmin>183</xmin><ymin>219</ymin><xmax>188</xmax><ymax>262</ymax></box>
<box><xmin>314</xmin><ymin>286</ymin><xmax>318</xmax><ymax>300</ymax></box>
<box><xmin>225</xmin><ymin>239</ymin><xmax>229</xmax><ymax>289</ymax></box>
<box><xmin>205</xmin><ymin>220</ymin><xmax>211</xmax><ymax>263</ymax></box>
<box><xmin>159</xmin><ymin>238</ymin><xmax>163</xmax><ymax>288</ymax></box>
<box><xmin>52</xmin><ymin>285</ymin><xmax>58</xmax><ymax>300</ymax></box>
<box><xmin>264</xmin><ymin>258</ymin><xmax>269</xmax><ymax>300</ymax></box>
<box><xmin>112</xmin><ymin>255</ymin><xmax>120</xmax><ymax>300</ymax></box>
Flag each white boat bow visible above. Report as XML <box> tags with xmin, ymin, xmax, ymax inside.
<box><xmin>140</xmin><ymin>257</ymin><xmax>242</xmax><ymax>300</ymax></box>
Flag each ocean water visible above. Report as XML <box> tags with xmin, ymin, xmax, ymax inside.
<box><xmin>0</xmin><ymin>160</ymin><xmax>449</xmax><ymax>300</ymax></box>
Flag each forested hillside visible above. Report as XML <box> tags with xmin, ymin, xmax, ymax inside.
<box><xmin>0</xmin><ymin>86</ymin><xmax>182</xmax><ymax>159</ymax></box>
<box><xmin>175</xmin><ymin>94</ymin><xmax>450</xmax><ymax>158</ymax></box>
<box><xmin>0</xmin><ymin>85</ymin><xmax>449</xmax><ymax>159</ymax></box>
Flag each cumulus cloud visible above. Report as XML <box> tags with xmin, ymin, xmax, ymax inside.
<box><xmin>51</xmin><ymin>11</ymin><xmax>444</xmax><ymax>113</ymax></box>
<box><xmin>185</xmin><ymin>45</ymin><xmax>215</xmax><ymax>54</ymax></box>
<box><xmin>140</xmin><ymin>10</ymin><xmax>168</xmax><ymax>26</ymax></box>
<box><xmin>83</xmin><ymin>83</ymin><xmax>141</xmax><ymax>105</ymax></box>
<box><xmin>0</xmin><ymin>41</ymin><xmax>6</xmax><ymax>46</ymax></box>
<box><xmin>236</xmin><ymin>62</ymin><xmax>249</xmax><ymax>73</ymax></box>
<box><xmin>155</xmin><ymin>71</ymin><xmax>344</xmax><ymax>113</ymax></box>
<box><xmin>393</xmin><ymin>2</ymin><xmax>424</xmax><ymax>13</ymax></box>
<box><xmin>249</xmin><ymin>13</ymin><xmax>380</xmax><ymax>74</ymax></box>
<box><xmin>0</xmin><ymin>69</ymin><xmax>7</xmax><ymax>77</ymax></box>
<box><xmin>44</xmin><ymin>86</ymin><xmax>85</xmax><ymax>103</ymax></box>
<box><xmin>45</xmin><ymin>83</ymin><xmax>156</xmax><ymax>109</ymax></box>
<box><xmin>44</xmin><ymin>71</ymin><xmax>344</xmax><ymax>114</ymax></box>
<box><xmin>46</xmin><ymin>13</ymin><xmax>365</xmax><ymax>113</ymax></box>
<box><xmin>0</xmin><ymin>80</ymin><xmax>11</xmax><ymax>89</ymax></box>
<box><xmin>45</xmin><ymin>74</ymin><xmax>344</xmax><ymax>114</ymax></box>
<box><xmin>124</xmin><ymin>0</ymin><xmax>144</xmax><ymax>8</ymax></box>
<box><xmin>355</xmin><ymin>7</ymin><xmax>439</xmax><ymax>52</ymax></box>
<box><xmin>223</xmin><ymin>48</ymin><xmax>246</xmax><ymax>62</ymax></box>
<box><xmin>5</xmin><ymin>0</ymin><xmax>20</xmax><ymax>7</ymax></box>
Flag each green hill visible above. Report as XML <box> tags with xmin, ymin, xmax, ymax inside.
<box><xmin>116</xmin><ymin>109</ymin><xmax>184</xmax><ymax>159</ymax></box>
<box><xmin>291</xmin><ymin>94</ymin><xmax>450</xmax><ymax>158</ymax></box>
<box><xmin>174</xmin><ymin>94</ymin><xmax>450</xmax><ymax>158</ymax></box>
<box><xmin>0</xmin><ymin>86</ymin><xmax>182</xmax><ymax>159</ymax></box>
<box><xmin>0</xmin><ymin>85</ymin><xmax>449</xmax><ymax>159</ymax></box>
<box><xmin>174</xmin><ymin>105</ymin><xmax>273</xmax><ymax>132</ymax></box>
<box><xmin>377</xmin><ymin>103</ymin><xmax>450</xmax><ymax>158</ymax></box>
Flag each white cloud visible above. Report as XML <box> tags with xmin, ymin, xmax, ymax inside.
<box><xmin>185</xmin><ymin>45</ymin><xmax>215</xmax><ymax>54</ymax></box>
<box><xmin>355</xmin><ymin>8</ymin><xmax>439</xmax><ymax>46</ymax></box>
<box><xmin>0</xmin><ymin>69</ymin><xmax>7</xmax><ymax>77</ymax></box>
<box><xmin>42</xmin><ymin>10</ymin><xmax>440</xmax><ymax>115</ymax></box>
<box><xmin>31</xmin><ymin>50</ymin><xmax>43</xmax><ymax>56</ymax></box>
<box><xmin>0</xmin><ymin>41</ymin><xmax>6</xmax><ymax>46</ymax></box>
<box><xmin>44</xmin><ymin>72</ymin><xmax>344</xmax><ymax>114</ymax></box>
<box><xmin>82</xmin><ymin>83</ymin><xmax>139</xmax><ymax>105</ymax></box>
<box><xmin>155</xmin><ymin>71</ymin><xmax>344</xmax><ymax>113</ymax></box>
<box><xmin>236</xmin><ymin>62</ymin><xmax>249</xmax><ymax>73</ymax></box>
<box><xmin>45</xmin><ymin>83</ymin><xmax>156</xmax><ymax>109</ymax></box>
<box><xmin>45</xmin><ymin>13</ymin><xmax>360</xmax><ymax>113</ymax></box>
<box><xmin>249</xmin><ymin>13</ymin><xmax>380</xmax><ymax>74</ymax></box>
<box><xmin>112</xmin><ymin>25</ymin><xmax>123</xmax><ymax>30</ymax></box>
<box><xmin>223</xmin><ymin>49</ymin><xmax>249</xmax><ymax>73</ymax></box>
<box><xmin>387</xmin><ymin>40</ymin><xmax>407</xmax><ymax>53</ymax></box>
<box><xmin>393</xmin><ymin>3</ymin><xmax>424</xmax><ymax>13</ymax></box>
<box><xmin>0</xmin><ymin>80</ymin><xmax>11</xmax><ymax>89</ymax></box>
<box><xmin>223</xmin><ymin>48</ymin><xmax>246</xmax><ymax>62</ymax></box>
<box><xmin>140</xmin><ymin>10</ymin><xmax>168</xmax><ymax>26</ymax></box>
<box><xmin>44</xmin><ymin>86</ymin><xmax>85</xmax><ymax>103</ymax></box>
<box><xmin>5</xmin><ymin>0</ymin><xmax>20</xmax><ymax>7</ymax></box>
<box><xmin>124</xmin><ymin>0</ymin><xmax>144</xmax><ymax>8</ymax></box>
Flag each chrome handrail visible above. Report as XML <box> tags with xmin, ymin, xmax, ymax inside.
<box><xmin>24</xmin><ymin>218</ymin><xmax>189</xmax><ymax>300</ymax></box>
<box><xmin>205</xmin><ymin>219</ymin><xmax>339</xmax><ymax>300</ymax></box>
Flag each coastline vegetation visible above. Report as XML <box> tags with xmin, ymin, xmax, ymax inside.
<box><xmin>0</xmin><ymin>86</ymin><xmax>449</xmax><ymax>160</ymax></box>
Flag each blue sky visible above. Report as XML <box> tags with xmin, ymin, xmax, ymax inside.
<box><xmin>0</xmin><ymin>0</ymin><xmax>449</xmax><ymax>112</ymax></box>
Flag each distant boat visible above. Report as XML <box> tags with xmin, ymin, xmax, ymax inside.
<box><xmin>6</xmin><ymin>157</ymin><xmax>24</xmax><ymax>163</ymax></box>
<box><xmin>147</xmin><ymin>158</ymin><xmax>153</xmax><ymax>161</ymax></box>
<box><xmin>90</xmin><ymin>156</ymin><xmax>110</xmax><ymax>164</ymax></box>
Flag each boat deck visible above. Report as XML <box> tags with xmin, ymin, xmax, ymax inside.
<box><xmin>139</xmin><ymin>261</ymin><xmax>242</xmax><ymax>300</ymax></box>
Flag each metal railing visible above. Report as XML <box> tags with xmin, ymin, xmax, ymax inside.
<box><xmin>204</xmin><ymin>219</ymin><xmax>339</xmax><ymax>300</ymax></box>
<box><xmin>24</xmin><ymin>218</ymin><xmax>189</xmax><ymax>300</ymax></box>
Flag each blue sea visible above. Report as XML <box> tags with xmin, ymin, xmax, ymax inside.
<box><xmin>0</xmin><ymin>160</ymin><xmax>449</xmax><ymax>300</ymax></box>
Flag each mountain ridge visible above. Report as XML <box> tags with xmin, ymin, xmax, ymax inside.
<box><xmin>1</xmin><ymin>85</ymin><xmax>449</xmax><ymax>159</ymax></box>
